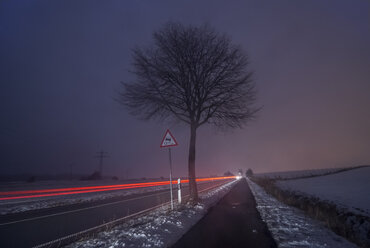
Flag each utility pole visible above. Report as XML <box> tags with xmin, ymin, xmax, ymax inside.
<box><xmin>69</xmin><ymin>163</ymin><xmax>73</xmax><ymax>180</ymax></box>
<box><xmin>95</xmin><ymin>150</ymin><xmax>108</xmax><ymax>178</ymax></box>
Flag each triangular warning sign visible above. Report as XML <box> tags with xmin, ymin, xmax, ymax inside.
<box><xmin>160</xmin><ymin>129</ymin><xmax>178</xmax><ymax>148</ymax></box>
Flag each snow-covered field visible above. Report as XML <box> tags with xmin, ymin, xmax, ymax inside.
<box><xmin>66</xmin><ymin>179</ymin><xmax>238</xmax><ymax>248</ymax></box>
<box><xmin>255</xmin><ymin>167</ymin><xmax>355</xmax><ymax>180</ymax></box>
<box><xmin>248</xmin><ymin>179</ymin><xmax>357</xmax><ymax>248</ymax></box>
<box><xmin>276</xmin><ymin>166</ymin><xmax>370</xmax><ymax>217</ymax></box>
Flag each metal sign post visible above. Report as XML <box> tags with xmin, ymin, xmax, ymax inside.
<box><xmin>160</xmin><ymin>129</ymin><xmax>178</xmax><ymax>211</ymax></box>
<box><xmin>168</xmin><ymin>148</ymin><xmax>174</xmax><ymax>210</ymax></box>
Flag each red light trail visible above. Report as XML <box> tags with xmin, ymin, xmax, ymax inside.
<box><xmin>0</xmin><ymin>176</ymin><xmax>236</xmax><ymax>201</ymax></box>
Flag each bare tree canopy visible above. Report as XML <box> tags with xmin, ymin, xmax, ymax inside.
<box><xmin>119</xmin><ymin>22</ymin><xmax>259</xmax><ymax>201</ymax></box>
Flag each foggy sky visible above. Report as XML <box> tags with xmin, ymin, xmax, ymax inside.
<box><xmin>1</xmin><ymin>0</ymin><xmax>369</xmax><ymax>178</ymax></box>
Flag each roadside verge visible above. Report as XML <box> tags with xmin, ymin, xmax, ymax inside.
<box><xmin>250</xmin><ymin>176</ymin><xmax>369</xmax><ymax>248</ymax></box>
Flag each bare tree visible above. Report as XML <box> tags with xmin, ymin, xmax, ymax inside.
<box><xmin>119</xmin><ymin>22</ymin><xmax>259</xmax><ymax>202</ymax></box>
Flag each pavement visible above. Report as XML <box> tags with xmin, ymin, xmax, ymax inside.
<box><xmin>172</xmin><ymin>178</ymin><xmax>277</xmax><ymax>248</ymax></box>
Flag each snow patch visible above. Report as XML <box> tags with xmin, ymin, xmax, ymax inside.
<box><xmin>276</xmin><ymin>167</ymin><xmax>370</xmax><ymax>217</ymax></box>
<box><xmin>248</xmin><ymin>179</ymin><xmax>357</xmax><ymax>248</ymax></box>
<box><xmin>66</xmin><ymin>180</ymin><xmax>237</xmax><ymax>248</ymax></box>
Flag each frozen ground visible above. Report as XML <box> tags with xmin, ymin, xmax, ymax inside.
<box><xmin>66</xmin><ymin>179</ymin><xmax>238</xmax><ymax>248</ymax></box>
<box><xmin>248</xmin><ymin>179</ymin><xmax>357</xmax><ymax>248</ymax></box>
<box><xmin>276</xmin><ymin>166</ymin><xmax>370</xmax><ymax>217</ymax></box>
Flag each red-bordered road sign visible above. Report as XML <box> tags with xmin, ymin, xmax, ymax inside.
<box><xmin>160</xmin><ymin>129</ymin><xmax>178</xmax><ymax>148</ymax></box>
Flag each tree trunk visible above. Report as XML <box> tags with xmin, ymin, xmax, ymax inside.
<box><xmin>188</xmin><ymin>123</ymin><xmax>198</xmax><ymax>202</ymax></box>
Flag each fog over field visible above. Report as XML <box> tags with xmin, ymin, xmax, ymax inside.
<box><xmin>1</xmin><ymin>0</ymin><xmax>369</xmax><ymax>178</ymax></box>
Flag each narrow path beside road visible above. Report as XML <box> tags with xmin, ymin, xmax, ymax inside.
<box><xmin>172</xmin><ymin>178</ymin><xmax>277</xmax><ymax>248</ymax></box>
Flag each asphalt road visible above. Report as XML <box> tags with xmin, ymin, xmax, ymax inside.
<box><xmin>172</xmin><ymin>178</ymin><xmax>277</xmax><ymax>248</ymax></box>
<box><xmin>0</xmin><ymin>180</ymin><xmax>231</xmax><ymax>248</ymax></box>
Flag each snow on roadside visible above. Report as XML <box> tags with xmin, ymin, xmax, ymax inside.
<box><xmin>67</xmin><ymin>179</ymin><xmax>238</xmax><ymax>248</ymax></box>
<box><xmin>247</xmin><ymin>179</ymin><xmax>357</xmax><ymax>248</ymax></box>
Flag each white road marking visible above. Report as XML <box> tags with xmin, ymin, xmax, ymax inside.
<box><xmin>0</xmin><ymin>191</ymin><xmax>170</xmax><ymax>226</ymax></box>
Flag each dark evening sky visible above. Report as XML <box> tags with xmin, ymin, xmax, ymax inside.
<box><xmin>1</xmin><ymin>0</ymin><xmax>369</xmax><ymax>179</ymax></box>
